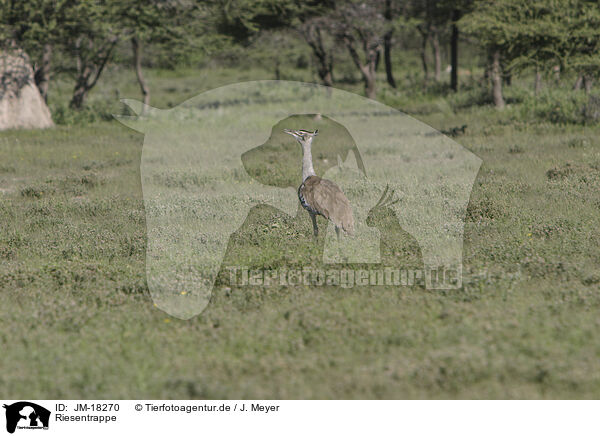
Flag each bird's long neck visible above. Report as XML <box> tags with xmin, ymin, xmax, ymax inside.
<box><xmin>301</xmin><ymin>141</ymin><xmax>316</xmax><ymax>181</ymax></box>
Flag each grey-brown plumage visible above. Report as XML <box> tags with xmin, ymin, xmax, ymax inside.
<box><xmin>299</xmin><ymin>176</ymin><xmax>354</xmax><ymax>235</ymax></box>
<box><xmin>284</xmin><ymin>128</ymin><xmax>354</xmax><ymax>238</ymax></box>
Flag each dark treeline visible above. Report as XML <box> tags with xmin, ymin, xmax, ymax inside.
<box><xmin>1</xmin><ymin>0</ymin><xmax>600</xmax><ymax>113</ymax></box>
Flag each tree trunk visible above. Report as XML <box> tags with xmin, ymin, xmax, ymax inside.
<box><xmin>450</xmin><ymin>9</ymin><xmax>460</xmax><ymax>91</ymax></box>
<box><xmin>69</xmin><ymin>36</ymin><xmax>117</xmax><ymax>109</ymax></box>
<box><xmin>365</xmin><ymin>68</ymin><xmax>376</xmax><ymax>99</ymax></box>
<box><xmin>431</xmin><ymin>31</ymin><xmax>441</xmax><ymax>82</ymax></box>
<box><xmin>383</xmin><ymin>0</ymin><xmax>396</xmax><ymax>88</ymax></box>
<box><xmin>535</xmin><ymin>70</ymin><xmax>542</xmax><ymax>95</ymax></box>
<box><xmin>420</xmin><ymin>32</ymin><xmax>430</xmax><ymax>82</ymax></box>
<box><xmin>343</xmin><ymin>36</ymin><xmax>377</xmax><ymax>99</ymax></box>
<box><xmin>383</xmin><ymin>30</ymin><xmax>396</xmax><ymax>88</ymax></box>
<box><xmin>316</xmin><ymin>58</ymin><xmax>333</xmax><ymax>87</ymax></box>
<box><xmin>303</xmin><ymin>23</ymin><xmax>334</xmax><ymax>88</ymax></box>
<box><xmin>275</xmin><ymin>60</ymin><xmax>281</xmax><ymax>80</ymax></box>
<box><xmin>34</xmin><ymin>43</ymin><xmax>52</xmax><ymax>103</ymax></box>
<box><xmin>363</xmin><ymin>48</ymin><xmax>378</xmax><ymax>99</ymax></box>
<box><xmin>573</xmin><ymin>74</ymin><xmax>583</xmax><ymax>90</ymax></box>
<box><xmin>491</xmin><ymin>50</ymin><xmax>505</xmax><ymax>109</ymax></box>
<box><xmin>553</xmin><ymin>65</ymin><xmax>560</xmax><ymax>82</ymax></box>
<box><xmin>321</xmin><ymin>69</ymin><xmax>333</xmax><ymax>88</ymax></box>
<box><xmin>132</xmin><ymin>36</ymin><xmax>150</xmax><ymax>113</ymax></box>
<box><xmin>583</xmin><ymin>74</ymin><xmax>593</xmax><ymax>94</ymax></box>
<box><xmin>70</xmin><ymin>77</ymin><xmax>89</xmax><ymax>109</ymax></box>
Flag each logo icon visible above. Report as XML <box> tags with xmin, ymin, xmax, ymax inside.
<box><xmin>3</xmin><ymin>402</ymin><xmax>50</xmax><ymax>434</ymax></box>
<box><xmin>115</xmin><ymin>81</ymin><xmax>481</xmax><ymax>319</ymax></box>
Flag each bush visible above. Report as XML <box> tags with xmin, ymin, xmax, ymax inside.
<box><xmin>582</xmin><ymin>95</ymin><xmax>600</xmax><ymax>122</ymax></box>
<box><xmin>50</xmin><ymin>99</ymin><xmax>116</xmax><ymax>125</ymax></box>
<box><xmin>517</xmin><ymin>89</ymin><xmax>600</xmax><ymax>125</ymax></box>
<box><xmin>447</xmin><ymin>84</ymin><xmax>493</xmax><ymax>110</ymax></box>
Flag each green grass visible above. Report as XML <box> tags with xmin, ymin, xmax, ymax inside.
<box><xmin>1</xmin><ymin>64</ymin><xmax>600</xmax><ymax>399</ymax></box>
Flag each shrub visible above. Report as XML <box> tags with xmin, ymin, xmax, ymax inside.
<box><xmin>517</xmin><ymin>89</ymin><xmax>600</xmax><ymax>125</ymax></box>
<box><xmin>50</xmin><ymin>100</ymin><xmax>116</xmax><ymax>125</ymax></box>
<box><xmin>447</xmin><ymin>84</ymin><xmax>492</xmax><ymax>110</ymax></box>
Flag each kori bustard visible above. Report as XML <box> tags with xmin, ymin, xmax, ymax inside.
<box><xmin>284</xmin><ymin>129</ymin><xmax>354</xmax><ymax>239</ymax></box>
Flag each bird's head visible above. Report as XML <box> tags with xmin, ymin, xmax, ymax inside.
<box><xmin>284</xmin><ymin>129</ymin><xmax>318</xmax><ymax>147</ymax></box>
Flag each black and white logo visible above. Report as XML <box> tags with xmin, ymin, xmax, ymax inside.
<box><xmin>3</xmin><ymin>402</ymin><xmax>50</xmax><ymax>434</ymax></box>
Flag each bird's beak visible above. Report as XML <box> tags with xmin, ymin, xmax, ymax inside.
<box><xmin>283</xmin><ymin>129</ymin><xmax>298</xmax><ymax>139</ymax></box>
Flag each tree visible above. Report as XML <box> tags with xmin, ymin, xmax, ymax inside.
<box><xmin>463</xmin><ymin>0</ymin><xmax>600</xmax><ymax>105</ymax></box>
<box><xmin>61</xmin><ymin>1</ymin><xmax>122</xmax><ymax>109</ymax></box>
<box><xmin>449</xmin><ymin>7</ymin><xmax>460</xmax><ymax>91</ymax></box>
<box><xmin>213</xmin><ymin>0</ymin><xmax>298</xmax><ymax>42</ymax></box>
<box><xmin>116</xmin><ymin>0</ymin><xmax>200</xmax><ymax>113</ymax></box>
<box><xmin>245</xmin><ymin>29</ymin><xmax>305</xmax><ymax>80</ymax></box>
<box><xmin>213</xmin><ymin>0</ymin><xmax>338</xmax><ymax>88</ymax></box>
<box><xmin>299</xmin><ymin>16</ymin><xmax>335</xmax><ymax>87</ymax></box>
<box><xmin>460</xmin><ymin>0</ymin><xmax>518</xmax><ymax>107</ymax></box>
<box><xmin>331</xmin><ymin>0</ymin><xmax>388</xmax><ymax>99</ymax></box>
<box><xmin>461</xmin><ymin>0</ymin><xmax>546</xmax><ymax>106</ymax></box>
<box><xmin>432</xmin><ymin>0</ymin><xmax>474</xmax><ymax>91</ymax></box>
<box><xmin>0</xmin><ymin>0</ymin><xmax>70</xmax><ymax>102</ymax></box>
<box><xmin>415</xmin><ymin>16</ymin><xmax>431</xmax><ymax>81</ymax></box>
<box><xmin>383</xmin><ymin>0</ymin><xmax>400</xmax><ymax>88</ymax></box>
<box><xmin>490</xmin><ymin>48</ymin><xmax>504</xmax><ymax>108</ymax></box>
<box><xmin>567</xmin><ymin>0</ymin><xmax>600</xmax><ymax>94</ymax></box>
<box><xmin>410</xmin><ymin>0</ymin><xmax>451</xmax><ymax>83</ymax></box>
<box><xmin>293</xmin><ymin>1</ymin><xmax>339</xmax><ymax>88</ymax></box>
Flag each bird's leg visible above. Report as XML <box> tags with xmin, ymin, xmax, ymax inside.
<box><xmin>310</xmin><ymin>213</ymin><xmax>319</xmax><ymax>239</ymax></box>
<box><xmin>334</xmin><ymin>226</ymin><xmax>347</xmax><ymax>262</ymax></box>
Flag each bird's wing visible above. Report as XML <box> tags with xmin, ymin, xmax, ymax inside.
<box><xmin>303</xmin><ymin>176</ymin><xmax>354</xmax><ymax>233</ymax></box>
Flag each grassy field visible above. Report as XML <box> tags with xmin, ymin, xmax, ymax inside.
<box><xmin>1</xmin><ymin>64</ymin><xmax>600</xmax><ymax>399</ymax></box>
